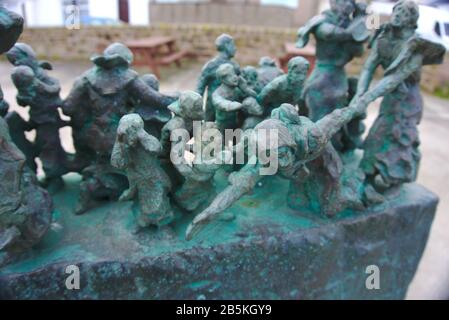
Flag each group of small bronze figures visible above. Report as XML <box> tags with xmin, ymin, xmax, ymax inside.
<box><xmin>0</xmin><ymin>0</ymin><xmax>446</xmax><ymax>265</ymax></box>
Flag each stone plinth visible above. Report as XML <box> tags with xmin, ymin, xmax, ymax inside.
<box><xmin>0</xmin><ymin>175</ymin><xmax>438</xmax><ymax>300</ymax></box>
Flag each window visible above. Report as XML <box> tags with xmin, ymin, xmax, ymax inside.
<box><xmin>434</xmin><ymin>22</ymin><xmax>441</xmax><ymax>37</ymax></box>
<box><xmin>445</xmin><ymin>23</ymin><xmax>449</xmax><ymax>37</ymax></box>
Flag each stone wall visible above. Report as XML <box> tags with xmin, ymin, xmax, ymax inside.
<box><xmin>149</xmin><ymin>3</ymin><xmax>297</xmax><ymax>28</ymax></box>
<box><xmin>19</xmin><ymin>24</ymin><xmax>297</xmax><ymax>65</ymax></box>
<box><xmin>18</xmin><ymin>24</ymin><xmax>449</xmax><ymax>92</ymax></box>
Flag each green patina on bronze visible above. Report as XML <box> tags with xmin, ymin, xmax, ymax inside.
<box><xmin>212</xmin><ymin>63</ymin><xmax>261</xmax><ymax>134</ymax></box>
<box><xmin>6</xmin><ymin>43</ymin><xmax>69</xmax><ymax>192</ymax></box>
<box><xmin>354</xmin><ymin>1</ymin><xmax>446</xmax><ymax>204</ymax></box>
<box><xmin>0</xmin><ymin>6</ymin><xmax>23</xmax><ymax>116</ymax></box>
<box><xmin>111</xmin><ymin>113</ymin><xmax>174</xmax><ymax>230</ymax></box>
<box><xmin>0</xmin><ymin>7</ymin><xmax>53</xmax><ymax>268</ymax></box>
<box><xmin>297</xmin><ymin>0</ymin><xmax>369</xmax><ymax>153</ymax></box>
<box><xmin>257</xmin><ymin>56</ymin><xmax>284</xmax><ymax>89</ymax></box>
<box><xmin>0</xmin><ymin>174</ymin><xmax>438</xmax><ymax>299</ymax></box>
<box><xmin>197</xmin><ymin>34</ymin><xmax>241</xmax><ymax>122</ymax></box>
<box><xmin>62</xmin><ymin>42</ymin><xmax>176</xmax><ymax>215</ymax></box>
<box><xmin>0</xmin><ymin>1</ymin><xmax>446</xmax><ymax>300</ymax></box>
<box><xmin>257</xmin><ymin>57</ymin><xmax>309</xmax><ymax>117</ymax></box>
<box><xmin>161</xmin><ymin>92</ymin><xmax>221</xmax><ymax>212</ymax></box>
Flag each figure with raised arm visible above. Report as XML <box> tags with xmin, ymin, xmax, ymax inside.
<box><xmin>353</xmin><ymin>1</ymin><xmax>446</xmax><ymax>203</ymax></box>
<box><xmin>258</xmin><ymin>57</ymin><xmax>309</xmax><ymax>117</ymax></box>
<box><xmin>297</xmin><ymin>0</ymin><xmax>370</xmax><ymax>151</ymax></box>
<box><xmin>62</xmin><ymin>43</ymin><xmax>176</xmax><ymax>214</ymax></box>
<box><xmin>6</xmin><ymin>43</ymin><xmax>69</xmax><ymax>192</ymax></box>
<box><xmin>132</xmin><ymin>73</ymin><xmax>172</xmax><ymax>139</ymax></box>
<box><xmin>186</xmin><ymin>101</ymin><xmax>368</xmax><ymax>240</ymax></box>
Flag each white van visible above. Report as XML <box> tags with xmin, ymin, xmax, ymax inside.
<box><xmin>370</xmin><ymin>1</ymin><xmax>449</xmax><ymax>51</ymax></box>
<box><xmin>417</xmin><ymin>5</ymin><xmax>449</xmax><ymax>51</ymax></box>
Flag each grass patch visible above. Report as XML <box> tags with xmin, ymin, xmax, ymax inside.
<box><xmin>434</xmin><ymin>85</ymin><xmax>449</xmax><ymax>100</ymax></box>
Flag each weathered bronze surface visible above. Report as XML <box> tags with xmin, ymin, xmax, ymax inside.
<box><xmin>0</xmin><ymin>1</ymin><xmax>445</xmax><ymax>300</ymax></box>
<box><xmin>0</xmin><ymin>7</ymin><xmax>52</xmax><ymax>268</ymax></box>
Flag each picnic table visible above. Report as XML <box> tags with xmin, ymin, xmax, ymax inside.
<box><xmin>279</xmin><ymin>42</ymin><xmax>316</xmax><ymax>75</ymax></box>
<box><xmin>125</xmin><ymin>36</ymin><xmax>190</xmax><ymax>78</ymax></box>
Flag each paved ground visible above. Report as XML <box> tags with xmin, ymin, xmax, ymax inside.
<box><xmin>0</xmin><ymin>60</ymin><xmax>448</xmax><ymax>299</ymax></box>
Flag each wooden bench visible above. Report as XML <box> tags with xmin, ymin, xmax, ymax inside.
<box><xmin>159</xmin><ymin>49</ymin><xmax>189</xmax><ymax>66</ymax></box>
<box><xmin>124</xmin><ymin>36</ymin><xmax>192</xmax><ymax>78</ymax></box>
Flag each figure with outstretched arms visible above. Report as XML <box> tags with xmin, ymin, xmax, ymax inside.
<box><xmin>352</xmin><ymin>0</ymin><xmax>446</xmax><ymax>204</ymax></box>
<box><xmin>186</xmin><ymin>101</ymin><xmax>367</xmax><ymax>240</ymax></box>
<box><xmin>297</xmin><ymin>0</ymin><xmax>370</xmax><ymax>151</ymax></box>
<box><xmin>62</xmin><ymin>43</ymin><xmax>176</xmax><ymax>214</ymax></box>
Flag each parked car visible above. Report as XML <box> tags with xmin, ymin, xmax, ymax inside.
<box><xmin>80</xmin><ymin>16</ymin><xmax>124</xmax><ymax>26</ymax></box>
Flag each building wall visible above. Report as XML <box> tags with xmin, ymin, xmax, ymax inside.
<box><xmin>148</xmin><ymin>0</ymin><xmax>323</xmax><ymax>28</ymax></box>
<box><xmin>87</xmin><ymin>0</ymin><xmax>152</xmax><ymax>25</ymax></box>
<box><xmin>295</xmin><ymin>0</ymin><xmax>321</xmax><ymax>27</ymax></box>
<box><xmin>2</xmin><ymin>0</ymin><xmax>151</xmax><ymax>27</ymax></box>
<box><xmin>149</xmin><ymin>2</ymin><xmax>297</xmax><ymax>27</ymax></box>
<box><xmin>88</xmin><ymin>0</ymin><xmax>118</xmax><ymax>20</ymax></box>
<box><xmin>130</xmin><ymin>0</ymin><xmax>150</xmax><ymax>25</ymax></box>
<box><xmin>18</xmin><ymin>24</ymin><xmax>297</xmax><ymax>65</ymax></box>
<box><xmin>1</xmin><ymin>0</ymin><xmax>323</xmax><ymax>27</ymax></box>
<box><xmin>24</xmin><ymin>0</ymin><xmax>64</xmax><ymax>27</ymax></box>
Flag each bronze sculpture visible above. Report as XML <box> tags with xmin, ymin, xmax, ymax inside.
<box><xmin>197</xmin><ymin>34</ymin><xmax>241</xmax><ymax>122</ymax></box>
<box><xmin>354</xmin><ymin>0</ymin><xmax>446</xmax><ymax>203</ymax></box>
<box><xmin>0</xmin><ymin>7</ymin><xmax>52</xmax><ymax>267</ymax></box>
<box><xmin>257</xmin><ymin>56</ymin><xmax>284</xmax><ymax>88</ymax></box>
<box><xmin>6</xmin><ymin>43</ymin><xmax>69</xmax><ymax>192</ymax></box>
<box><xmin>62</xmin><ymin>43</ymin><xmax>175</xmax><ymax>214</ymax></box>
<box><xmin>212</xmin><ymin>63</ymin><xmax>260</xmax><ymax>136</ymax></box>
<box><xmin>111</xmin><ymin>114</ymin><xmax>174</xmax><ymax>230</ymax></box>
<box><xmin>186</xmin><ymin>101</ymin><xmax>368</xmax><ymax>240</ymax></box>
<box><xmin>297</xmin><ymin>0</ymin><xmax>370</xmax><ymax>151</ymax></box>
<box><xmin>0</xmin><ymin>4</ymin><xmax>445</xmax><ymax>301</ymax></box>
<box><xmin>258</xmin><ymin>56</ymin><xmax>310</xmax><ymax>117</ymax></box>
